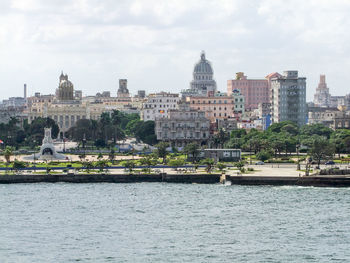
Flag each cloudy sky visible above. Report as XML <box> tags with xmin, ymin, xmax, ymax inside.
<box><xmin>1</xmin><ymin>0</ymin><xmax>350</xmax><ymax>101</ymax></box>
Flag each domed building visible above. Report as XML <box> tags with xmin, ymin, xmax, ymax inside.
<box><xmin>57</xmin><ymin>72</ymin><xmax>74</xmax><ymax>101</ymax></box>
<box><xmin>182</xmin><ymin>51</ymin><xmax>217</xmax><ymax>97</ymax></box>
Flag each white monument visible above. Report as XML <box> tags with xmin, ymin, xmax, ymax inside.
<box><xmin>25</xmin><ymin>128</ymin><xmax>66</xmax><ymax>160</ymax></box>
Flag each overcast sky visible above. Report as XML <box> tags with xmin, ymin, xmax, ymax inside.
<box><xmin>1</xmin><ymin>0</ymin><xmax>350</xmax><ymax>101</ymax></box>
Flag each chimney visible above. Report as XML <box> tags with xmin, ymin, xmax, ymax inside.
<box><xmin>24</xmin><ymin>84</ymin><xmax>27</xmax><ymax>99</ymax></box>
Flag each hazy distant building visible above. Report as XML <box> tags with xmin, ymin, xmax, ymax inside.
<box><xmin>181</xmin><ymin>51</ymin><xmax>217</xmax><ymax>97</ymax></box>
<box><xmin>137</xmin><ymin>90</ymin><xmax>146</xmax><ymax>98</ymax></box>
<box><xmin>117</xmin><ymin>79</ymin><xmax>130</xmax><ymax>98</ymax></box>
<box><xmin>56</xmin><ymin>72</ymin><xmax>74</xmax><ymax>101</ymax></box>
<box><xmin>313</xmin><ymin>75</ymin><xmax>331</xmax><ymax>107</ymax></box>
<box><xmin>271</xmin><ymin>71</ymin><xmax>307</xmax><ymax>126</ymax></box>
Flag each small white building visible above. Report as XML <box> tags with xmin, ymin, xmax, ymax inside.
<box><xmin>141</xmin><ymin>92</ymin><xmax>180</xmax><ymax>121</ymax></box>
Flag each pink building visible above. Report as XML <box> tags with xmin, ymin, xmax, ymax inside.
<box><xmin>186</xmin><ymin>92</ymin><xmax>245</xmax><ymax>122</ymax></box>
<box><xmin>227</xmin><ymin>72</ymin><xmax>272</xmax><ymax>111</ymax></box>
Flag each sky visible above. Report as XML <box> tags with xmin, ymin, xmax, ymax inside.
<box><xmin>1</xmin><ymin>0</ymin><xmax>350</xmax><ymax>101</ymax></box>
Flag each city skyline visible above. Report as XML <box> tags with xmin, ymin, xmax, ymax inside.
<box><xmin>1</xmin><ymin>0</ymin><xmax>350</xmax><ymax>101</ymax></box>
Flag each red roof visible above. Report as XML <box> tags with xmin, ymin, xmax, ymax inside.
<box><xmin>265</xmin><ymin>72</ymin><xmax>282</xmax><ymax>79</ymax></box>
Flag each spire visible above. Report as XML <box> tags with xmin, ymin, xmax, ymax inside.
<box><xmin>200</xmin><ymin>50</ymin><xmax>206</xmax><ymax>61</ymax></box>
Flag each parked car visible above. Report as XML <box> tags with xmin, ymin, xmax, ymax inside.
<box><xmin>255</xmin><ymin>161</ymin><xmax>265</xmax><ymax>165</ymax></box>
<box><xmin>325</xmin><ymin>161</ymin><xmax>335</xmax><ymax>165</ymax></box>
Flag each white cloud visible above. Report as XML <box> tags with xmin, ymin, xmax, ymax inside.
<box><xmin>1</xmin><ymin>0</ymin><xmax>350</xmax><ymax>100</ymax></box>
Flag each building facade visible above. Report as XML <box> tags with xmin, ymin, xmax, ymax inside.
<box><xmin>227</xmin><ymin>72</ymin><xmax>270</xmax><ymax>111</ymax></box>
<box><xmin>141</xmin><ymin>92</ymin><xmax>180</xmax><ymax>121</ymax></box>
<box><xmin>155</xmin><ymin>103</ymin><xmax>210</xmax><ymax>148</ymax></box>
<box><xmin>313</xmin><ymin>75</ymin><xmax>331</xmax><ymax>107</ymax></box>
<box><xmin>186</xmin><ymin>90</ymin><xmax>244</xmax><ymax>122</ymax></box>
<box><xmin>271</xmin><ymin>71</ymin><xmax>307</xmax><ymax>126</ymax></box>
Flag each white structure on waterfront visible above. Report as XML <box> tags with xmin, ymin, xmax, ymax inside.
<box><xmin>25</xmin><ymin>128</ymin><xmax>66</xmax><ymax>160</ymax></box>
<box><xmin>270</xmin><ymin>71</ymin><xmax>307</xmax><ymax>126</ymax></box>
<box><xmin>141</xmin><ymin>92</ymin><xmax>180</xmax><ymax>121</ymax></box>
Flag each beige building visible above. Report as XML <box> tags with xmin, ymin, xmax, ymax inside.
<box><xmin>308</xmin><ymin>106</ymin><xmax>350</xmax><ymax>129</ymax></box>
<box><xmin>155</xmin><ymin>103</ymin><xmax>210</xmax><ymax>148</ymax></box>
<box><xmin>27</xmin><ymin>73</ymin><xmax>142</xmax><ymax>138</ymax></box>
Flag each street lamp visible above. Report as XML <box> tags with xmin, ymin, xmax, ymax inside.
<box><xmin>296</xmin><ymin>143</ymin><xmax>300</xmax><ymax>170</ymax></box>
<box><xmin>82</xmin><ymin>133</ymin><xmax>86</xmax><ymax>157</ymax></box>
<box><xmin>249</xmin><ymin>139</ymin><xmax>252</xmax><ymax>165</ymax></box>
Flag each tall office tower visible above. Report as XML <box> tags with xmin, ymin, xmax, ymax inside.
<box><xmin>270</xmin><ymin>71</ymin><xmax>307</xmax><ymax>126</ymax></box>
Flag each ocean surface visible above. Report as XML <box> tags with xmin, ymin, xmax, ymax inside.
<box><xmin>0</xmin><ymin>183</ymin><xmax>349</xmax><ymax>263</ymax></box>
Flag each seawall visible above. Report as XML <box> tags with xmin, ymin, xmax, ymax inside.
<box><xmin>0</xmin><ymin>173</ymin><xmax>221</xmax><ymax>184</ymax></box>
<box><xmin>228</xmin><ymin>175</ymin><xmax>350</xmax><ymax>187</ymax></box>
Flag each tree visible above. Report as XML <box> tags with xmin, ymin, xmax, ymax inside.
<box><xmin>309</xmin><ymin>138</ymin><xmax>335</xmax><ymax>168</ymax></box>
<box><xmin>4</xmin><ymin>146</ymin><xmax>13</xmax><ymax>163</ymax></box>
<box><xmin>13</xmin><ymin>160</ymin><xmax>26</xmax><ymax>173</ymax></box>
<box><xmin>122</xmin><ymin>160</ymin><xmax>136</xmax><ymax>173</ymax></box>
<box><xmin>300</xmin><ymin>123</ymin><xmax>333</xmax><ymax>139</ymax></box>
<box><xmin>139</xmin><ymin>155</ymin><xmax>157</xmax><ymax>173</ymax></box>
<box><xmin>108</xmin><ymin>149</ymin><xmax>115</xmax><ymax>163</ymax></box>
<box><xmin>213</xmin><ymin>129</ymin><xmax>230</xmax><ymax>148</ymax></box>
<box><xmin>201</xmin><ymin>158</ymin><xmax>214</xmax><ymax>173</ymax></box>
<box><xmin>95</xmin><ymin>160</ymin><xmax>109</xmax><ymax>173</ymax></box>
<box><xmin>155</xmin><ymin>142</ymin><xmax>169</xmax><ymax>163</ymax></box>
<box><xmin>216</xmin><ymin>162</ymin><xmax>226</xmax><ymax>173</ymax></box>
<box><xmin>95</xmin><ymin>138</ymin><xmax>106</xmax><ymax>149</ymax></box>
<box><xmin>83</xmin><ymin>161</ymin><xmax>94</xmax><ymax>173</ymax></box>
<box><xmin>234</xmin><ymin>161</ymin><xmax>245</xmax><ymax>172</ymax></box>
<box><xmin>268</xmin><ymin>121</ymin><xmax>297</xmax><ymax>133</ymax></box>
<box><xmin>184</xmin><ymin>143</ymin><xmax>200</xmax><ymax>163</ymax></box>
<box><xmin>168</xmin><ymin>158</ymin><xmax>185</xmax><ymax>171</ymax></box>
<box><xmin>257</xmin><ymin>150</ymin><xmax>272</xmax><ymax>162</ymax></box>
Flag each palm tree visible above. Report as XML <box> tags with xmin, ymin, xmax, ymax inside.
<box><xmin>4</xmin><ymin>146</ymin><xmax>13</xmax><ymax>163</ymax></box>
<box><xmin>201</xmin><ymin>158</ymin><xmax>214</xmax><ymax>173</ymax></box>
<box><xmin>155</xmin><ymin>142</ymin><xmax>168</xmax><ymax>163</ymax></box>
<box><xmin>183</xmin><ymin>143</ymin><xmax>200</xmax><ymax>164</ymax></box>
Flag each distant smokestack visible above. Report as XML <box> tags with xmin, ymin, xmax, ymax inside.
<box><xmin>24</xmin><ymin>84</ymin><xmax>27</xmax><ymax>99</ymax></box>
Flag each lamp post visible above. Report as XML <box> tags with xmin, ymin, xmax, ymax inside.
<box><xmin>63</xmin><ymin>135</ymin><xmax>66</xmax><ymax>153</ymax></box>
<box><xmin>249</xmin><ymin>139</ymin><xmax>252</xmax><ymax>165</ymax></box>
<box><xmin>82</xmin><ymin>133</ymin><xmax>86</xmax><ymax>157</ymax></box>
<box><xmin>296</xmin><ymin>144</ymin><xmax>300</xmax><ymax>170</ymax></box>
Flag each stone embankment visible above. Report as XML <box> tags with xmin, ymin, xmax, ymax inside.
<box><xmin>0</xmin><ymin>173</ymin><xmax>221</xmax><ymax>184</ymax></box>
<box><xmin>227</xmin><ymin>175</ymin><xmax>350</xmax><ymax>187</ymax></box>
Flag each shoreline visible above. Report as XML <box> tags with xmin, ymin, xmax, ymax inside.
<box><xmin>1</xmin><ymin>172</ymin><xmax>350</xmax><ymax>187</ymax></box>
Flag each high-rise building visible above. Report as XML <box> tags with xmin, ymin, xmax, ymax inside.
<box><xmin>270</xmin><ymin>71</ymin><xmax>307</xmax><ymax>126</ymax></box>
<box><xmin>227</xmin><ymin>72</ymin><xmax>270</xmax><ymax>111</ymax></box>
<box><xmin>181</xmin><ymin>51</ymin><xmax>217</xmax><ymax>97</ymax></box>
<box><xmin>313</xmin><ymin>75</ymin><xmax>331</xmax><ymax>107</ymax></box>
